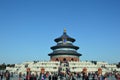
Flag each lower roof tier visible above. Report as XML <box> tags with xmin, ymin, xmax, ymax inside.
<box><xmin>48</xmin><ymin>50</ymin><xmax>82</xmax><ymax>56</ymax></box>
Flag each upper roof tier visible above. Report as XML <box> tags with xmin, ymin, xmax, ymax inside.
<box><xmin>54</xmin><ymin>29</ymin><xmax>75</xmax><ymax>42</ymax></box>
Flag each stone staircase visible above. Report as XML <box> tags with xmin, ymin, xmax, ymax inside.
<box><xmin>58</xmin><ymin>61</ymin><xmax>70</xmax><ymax>74</ymax></box>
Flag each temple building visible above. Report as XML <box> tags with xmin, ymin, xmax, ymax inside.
<box><xmin>48</xmin><ymin>29</ymin><xmax>81</xmax><ymax>62</ymax></box>
<box><xmin>6</xmin><ymin>29</ymin><xmax>120</xmax><ymax>75</ymax></box>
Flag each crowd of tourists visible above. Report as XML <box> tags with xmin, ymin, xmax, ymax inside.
<box><xmin>0</xmin><ymin>70</ymin><xmax>11</xmax><ymax>80</ymax></box>
<box><xmin>0</xmin><ymin>70</ymin><xmax>120</xmax><ymax>80</ymax></box>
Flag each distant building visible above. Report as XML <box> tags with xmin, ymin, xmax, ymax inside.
<box><xmin>48</xmin><ymin>29</ymin><xmax>81</xmax><ymax>62</ymax></box>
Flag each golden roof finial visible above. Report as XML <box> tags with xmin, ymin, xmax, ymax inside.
<box><xmin>64</xmin><ymin>28</ymin><xmax>66</xmax><ymax>33</ymax></box>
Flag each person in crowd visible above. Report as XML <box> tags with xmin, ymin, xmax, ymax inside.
<box><xmin>0</xmin><ymin>72</ymin><xmax>3</xmax><ymax>80</ymax></box>
<box><xmin>5</xmin><ymin>70</ymin><xmax>10</xmax><ymax>80</ymax></box>
<box><xmin>26</xmin><ymin>72</ymin><xmax>31</xmax><ymax>80</ymax></box>
<box><xmin>30</xmin><ymin>73</ymin><xmax>37</xmax><ymax>80</ymax></box>
<box><xmin>38</xmin><ymin>72</ymin><xmax>46</xmax><ymax>80</ymax></box>
<box><xmin>19</xmin><ymin>72</ymin><xmax>22</xmax><ymax>80</ymax></box>
<box><xmin>52</xmin><ymin>73</ymin><xmax>58</xmax><ymax>80</ymax></box>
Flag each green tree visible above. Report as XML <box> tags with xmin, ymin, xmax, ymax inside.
<box><xmin>0</xmin><ymin>63</ymin><xmax>6</xmax><ymax>70</ymax></box>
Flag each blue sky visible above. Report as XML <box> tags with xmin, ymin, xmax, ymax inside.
<box><xmin>0</xmin><ymin>0</ymin><xmax>120</xmax><ymax>64</ymax></box>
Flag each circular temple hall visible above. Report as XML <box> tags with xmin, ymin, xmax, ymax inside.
<box><xmin>48</xmin><ymin>29</ymin><xmax>82</xmax><ymax>62</ymax></box>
